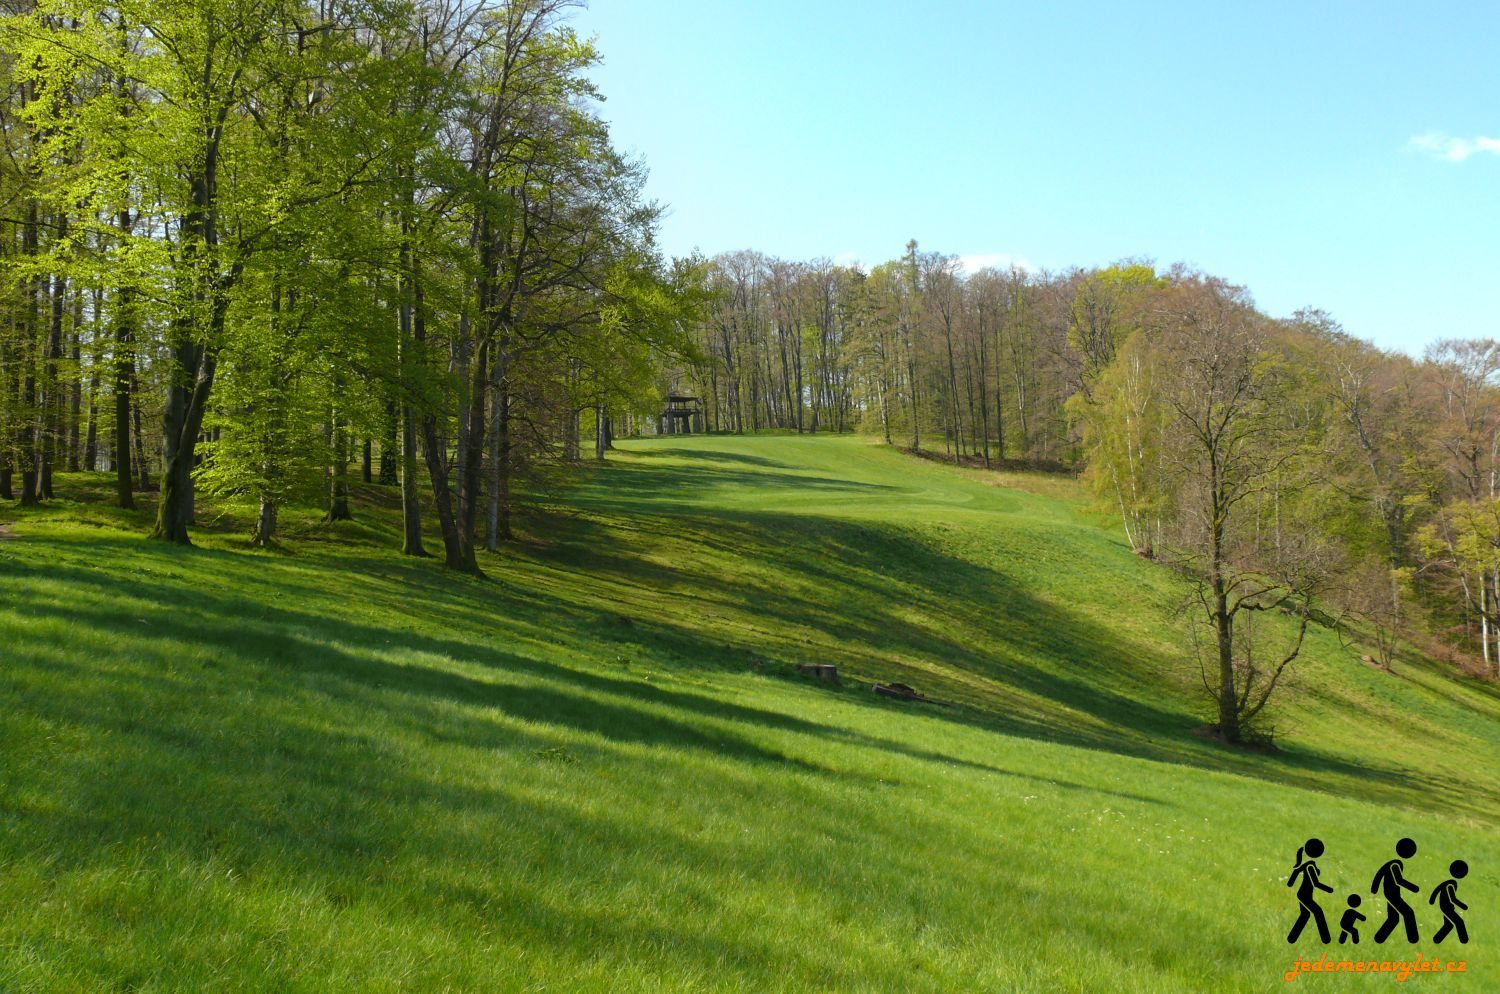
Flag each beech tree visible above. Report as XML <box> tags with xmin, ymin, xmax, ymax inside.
<box><xmin>2</xmin><ymin>0</ymin><xmax>697</xmax><ymax>564</ymax></box>
<box><xmin>8</xmin><ymin>0</ymin><xmax>399</xmax><ymax>541</ymax></box>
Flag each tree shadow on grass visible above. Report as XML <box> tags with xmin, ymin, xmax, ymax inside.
<box><xmin>8</xmin><ymin>549</ymin><xmax>1170</xmax><ymax>812</ymax></box>
<box><xmin>6</xmin><ymin>598</ymin><xmax>1012</xmax><ymax>989</ymax></box>
<box><xmin>493</xmin><ymin>483</ymin><xmax>1475</xmax><ymax>820</ymax></box>
<box><xmin>620</xmin><ymin>445</ymin><xmax>803</xmax><ymax>471</ymax></box>
<box><xmin>7</xmin><ymin>446</ymin><xmax>1490</xmax><ymax>822</ymax></box>
<box><xmin>569</xmin><ymin>515</ymin><xmax>1458</xmax><ymax>813</ymax></box>
<box><xmin>7</xmin><ymin>511</ymin><xmax>1473</xmax><ymax>823</ymax></box>
<box><xmin>10</xmin><ymin>583</ymin><xmax>826</xmax><ymax>778</ymax></box>
<box><xmin>568</xmin><ymin>465</ymin><xmax>902</xmax><ymax>512</ymax></box>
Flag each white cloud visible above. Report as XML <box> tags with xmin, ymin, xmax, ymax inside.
<box><xmin>956</xmin><ymin>253</ymin><xmax>1034</xmax><ymax>275</ymax></box>
<box><xmin>1410</xmin><ymin>132</ymin><xmax>1500</xmax><ymax>162</ymax></box>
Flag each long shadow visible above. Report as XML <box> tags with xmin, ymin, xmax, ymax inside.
<box><xmin>8</xmin><ymin>458</ymin><xmax>1490</xmax><ymax>821</ymax></box>
<box><xmin>6</xmin><ymin>551</ymin><xmax>1168</xmax><ymax>809</ymax></box>
<box><xmin>6</xmin><ymin>629</ymin><xmax>998</xmax><ymax>988</ymax></box>
<box><xmin>7</xmin><ymin>612</ymin><xmax>1070</xmax><ymax>989</ymax></box>
<box><xmin>534</xmin><ymin>461</ymin><xmax>1475</xmax><ymax>817</ymax></box>
<box><xmin>527</xmin><ymin>509</ymin><xmax>1186</xmax><ymax>711</ymax></box>
<box><xmin>8</xmin><ymin>587</ymin><xmax>828</xmax><ymax>782</ymax></box>
<box><xmin>621</xmin><ymin>445</ymin><xmax>801</xmax><ymax>470</ymax></box>
<box><xmin>566</xmin><ymin>457</ymin><xmax>903</xmax><ymax>505</ymax></box>
<box><xmin>12</xmin><ymin>516</ymin><xmax>1461</xmax><ymax>820</ymax></box>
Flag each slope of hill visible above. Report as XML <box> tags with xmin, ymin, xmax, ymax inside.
<box><xmin>2</xmin><ymin>434</ymin><xmax>1496</xmax><ymax>992</ymax></box>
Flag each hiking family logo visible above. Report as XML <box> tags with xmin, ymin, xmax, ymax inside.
<box><xmin>1281</xmin><ymin>837</ymin><xmax>1472</xmax><ymax>981</ymax></box>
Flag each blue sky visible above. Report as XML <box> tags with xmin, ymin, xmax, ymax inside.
<box><xmin>572</xmin><ymin>1</ymin><xmax>1498</xmax><ymax>354</ymax></box>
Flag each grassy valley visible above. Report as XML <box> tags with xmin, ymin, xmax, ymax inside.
<box><xmin>2</xmin><ymin>434</ymin><xmax>1496</xmax><ymax>992</ymax></box>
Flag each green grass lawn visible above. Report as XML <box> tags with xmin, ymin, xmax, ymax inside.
<box><xmin>2</xmin><ymin>433</ymin><xmax>1496</xmax><ymax>992</ymax></box>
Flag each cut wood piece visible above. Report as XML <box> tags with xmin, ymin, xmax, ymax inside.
<box><xmin>797</xmin><ymin>663</ymin><xmax>839</xmax><ymax>683</ymax></box>
<box><xmin>872</xmin><ymin>681</ymin><xmax>952</xmax><ymax>706</ymax></box>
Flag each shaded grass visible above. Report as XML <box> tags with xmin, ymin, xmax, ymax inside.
<box><xmin>1</xmin><ymin>433</ymin><xmax>1497</xmax><ymax>992</ymax></box>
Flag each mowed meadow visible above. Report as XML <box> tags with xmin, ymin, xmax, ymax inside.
<box><xmin>2</xmin><ymin>434</ymin><xmax>1497</xmax><ymax>992</ymax></box>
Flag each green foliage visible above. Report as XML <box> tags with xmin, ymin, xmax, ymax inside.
<box><xmin>1071</xmin><ymin>330</ymin><xmax>1167</xmax><ymax>553</ymax></box>
<box><xmin>594</xmin><ymin>251</ymin><xmax>710</xmax><ymax>417</ymax></box>
<box><xmin>1066</xmin><ymin>262</ymin><xmax>1164</xmax><ymax>392</ymax></box>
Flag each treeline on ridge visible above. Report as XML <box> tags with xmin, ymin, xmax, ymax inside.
<box><xmin>674</xmin><ymin>243</ymin><xmax>1500</xmax><ymax>738</ymax></box>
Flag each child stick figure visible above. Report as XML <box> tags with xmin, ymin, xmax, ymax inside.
<box><xmin>1339</xmin><ymin>894</ymin><xmax>1365</xmax><ymax>944</ymax></box>
<box><xmin>1430</xmin><ymin>860</ymin><xmax>1469</xmax><ymax>945</ymax></box>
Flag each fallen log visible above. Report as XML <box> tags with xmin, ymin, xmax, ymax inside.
<box><xmin>872</xmin><ymin>681</ymin><xmax>952</xmax><ymax>706</ymax></box>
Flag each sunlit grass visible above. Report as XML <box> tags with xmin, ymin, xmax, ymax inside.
<box><xmin>1</xmin><ymin>434</ymin><xmax>1496</xmax><ymax>992</ymax></box>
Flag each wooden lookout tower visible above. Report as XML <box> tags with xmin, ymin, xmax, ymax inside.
<box><xmin>658</xmin><ymin>395</ymin><xmax>705</xmax><ymax>435</ymax></box>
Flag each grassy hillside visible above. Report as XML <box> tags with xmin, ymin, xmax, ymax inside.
<box><xmin>2</xmin><ymin>434</ymin><xmax>1496</xmax><ymax>992</ymax></box>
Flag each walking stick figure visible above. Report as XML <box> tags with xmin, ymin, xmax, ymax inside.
<box><xmin>1287</xmin><ymin>838</ymin><xmax>1334</xmax><ymax>943</ymax></box>
<box><xmin>1430</xmin><ymin>860</ymin><xmax>1470</xmax><ymax>945</ymax></box>
<box><xmin>1372</xmin><ymin>838</ymin><xmax>1420</xmax><ymax>944</ymax></box>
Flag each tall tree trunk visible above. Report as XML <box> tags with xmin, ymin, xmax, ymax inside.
<box><xmin>943</xmin><ymin>317</ymin><xmax>962</xmax><ymax>465</ymax></box>
<box><xmin>411</xmin><ymin>280</ymin><xmax>472</xmax><ymax>573</ymax></box>
<box><xmin>68</xmin><ymin>295</ymin><xmax>82</xmax><ymax>472</ymax></box>
<box><xmin>976</xmin><ymin>318</ymin><xmax>992</xmax><ymax>468</ymax></box>
<box><xmin>19</xmin><ymin>200</ymin><xmax>41</xmax><ymax>507</ymax></box>
<box><xmin>420</xmin><ymin>413</ymin><xmax>470</xmax><ymax>571</ymax></box>
<box><xmin>132</xmin><ymin>388</ymin><xmax>150</xmax><ymax>491</ymax></box>
<box><xmin>152</xmin><ymin>336</ymin><xmax>216</xmax><ymax>544</ymax></box>
<box><xmin>991</xmin><ymin>313</ymin><xmax>1006</xmax><ymax>460</ymax></box>
<box><xmin>151</xmin><ymin>269</ymin><xmax>231</xmax><ymax>543</ymax></box>
<box><xmin>253</xmin><ymin>496</ymin><xmax>277</xmax><ymax>547</ymax></box>
<box><xmin>82</xmin><ymin>367</ymin><xmax>99</xmax><ymax>472</ymax></box>
<box><xmin>0</xmin><ymin>337</ymin><xmax>16</xmax><ymax>498</ymax></box>
<box><xmin>454</xmin><ymin>328</ymin><xmax>489</xmax><ymax>569</ymax></box>
<box><xmin>486</xmin><ymin>366</ymin><xmax>504</xmax><ymax>552</ymax></box>
<box><xmin>38</xmin><ymin>221</ymin><xmax>68</xmax><ymax>500</ymax></box>
<box><xmin>400</xmin><ymin>401</ymin><xmax>426</xmax><ymax>556</ymax></box>
<box><xmin>396</xmin><ymin>236</ymin><xmax>426</xmax><ymax>555</ymax></box>
<box><xmin>1493</xmin><ymin>567</ymin><xmax>1500</xmax><ymax>676</ymax></box>
<box><xmin>1211</xmin><ymin>504</ymin><xmax>1240</xmax><ymax>743</ymax></box>
<box><xmin>1214</xmin><ymin>575</ymin><xmax>1239</xmax><ymax>744</ymax></box>
<box><xmin>1483</xmin><ymin>578</ymin><xmax>1492</xmax><ymax>672</ymax></box>
<box><xmin>325</xmin><ymin>404</ymin><xmax>352</xmax><ymax>521</ymax></box>
<box><xmin>379</xmin><ymin>400</ymin><xmax>398</xmax><ymax>485</ymax></box>
<box><xmin>113</xmin><ymin>217</ymin><xmax>136</xmax><ymax>508</ymax></box>
<box><xmin>496</xmin><ymin>378</ymin><xmax>514</xmax><ymax>543</ymax></box>
<box><xmin>569</xmin><ymin>409</ymin><xmax>581</xmax><ymax>459</ymax></box>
